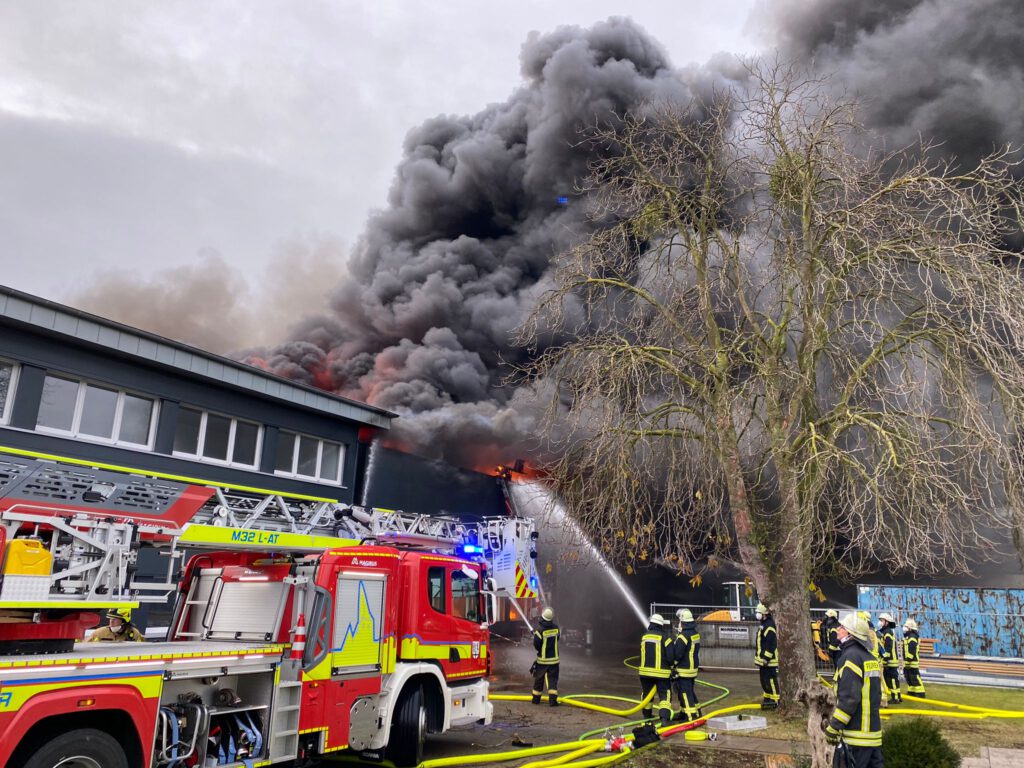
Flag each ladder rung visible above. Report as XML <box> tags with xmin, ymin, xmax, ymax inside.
<box><xmin>274</xmin><ymin>729</ymin><xmax>298</xmax><ymax>737</ymax></box>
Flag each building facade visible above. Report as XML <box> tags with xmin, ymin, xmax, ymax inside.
<box><xmin>0</xmin><ymin>285</ymin><xmax>394</xmax><ymax>505</ymax></box>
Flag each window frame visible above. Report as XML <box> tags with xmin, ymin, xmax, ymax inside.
<box><xmin>426</xmin><ymin>566</ymin><xmax>447</xmax><ymax>615</ymax></box>
<box><xmin>171</xmin><ymin>406</ymin><xmax>263</xmax><ymax>469</ymax></box>
<box><xmin>0</xmin><ymin>359</ymin><xmax>19</xmax><ymax>426</ymax></box>
<box><xmin>273</xmin><ymin>429</ymin><xmax>345</xmax><ymax>485</ymax></box>
<box><xmin>450</xmin><ymin>568</ymin><xmax>482</xmax><ymax>624</ymax></box>
<box><xmin>35</xmin><ymin>373</ymin><xmax>159</xmax><ymax>449</ymax></box>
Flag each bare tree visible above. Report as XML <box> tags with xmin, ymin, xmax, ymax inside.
<box><xmin>520</xmin><ymin>63</ymin><xmax>1024</xmax><ymax>766</ymax></box>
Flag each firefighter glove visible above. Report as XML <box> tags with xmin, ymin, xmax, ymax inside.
<box><xmin>824</xmin><ymin>725</ymin><xmax>842</xmax><ymax>746</ymax></box>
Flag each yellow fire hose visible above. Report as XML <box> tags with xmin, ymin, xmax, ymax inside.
<box><xmin>417</xmin><ymin>701</ymin><xmax>762</xmax><ymax>768</ymax></box>
<box><xmin>489</xmin><ymin>687</ymin><xmax>657</xmax><ymax>716</ymax></box>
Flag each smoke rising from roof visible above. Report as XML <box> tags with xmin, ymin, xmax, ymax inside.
<box><xmin>255</xmin><ymin>6</ymin><xmax>1024</xmax><ymax>465</ymax></box>
<box><xmin>253</xmin><ymin>18</ymin><xmax>741</xmax><ymax>464</ymax></box>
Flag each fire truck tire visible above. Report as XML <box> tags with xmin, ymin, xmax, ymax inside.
<box><xmin>387</xmin><ymin>684</ymin><xmax>426</xmax><ymax>767</ymax></box>
<box><xmin>17</xmin><ymin>728</ymin><xmax>128</xmax><ymax>768</ymax></box>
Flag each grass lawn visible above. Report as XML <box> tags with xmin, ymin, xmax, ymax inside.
<box><xmin>720</xmin><ymin>682</ymin><xmax>1024</xmax><ymax>758</ymax></box>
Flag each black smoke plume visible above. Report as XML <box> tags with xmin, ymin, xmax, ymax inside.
<box><xmin>252</xmin><ymin>19</ymin><xmax>740</xmax><ymax>466</ymax></box>
<box><xmin>254</xmin><ymin>5</ymin><xmax>1024</xmax><ymax>467</ymax></box>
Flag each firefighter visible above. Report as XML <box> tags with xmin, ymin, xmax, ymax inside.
<box><xmin>531</xmin><ymin>607</ymin><xmax>560</xmax><ymax>706</ymax></box>
<box><xmin>902</xmin><ymin>618</ymin><xmax>926</xmax><ymax>698</ymax></box>
<box><xmin>754</xmin><ymin>603</ymin><xmax>779</xmax><ymax>709</ymax></box>
<box><xmin>671</xmin><ymin>608</ymin><xmax>701</xmax><ymax>722</ymax></box>
<box><xmin>638</xmin><ymin>613</ymin><xmax>674</xmax><ymax>726</ymax></box>
<box><xmin>87</xmin><ymin>607</ymin><xmax>145</xmax><ymax>642</ymax></box>
<box><xmin>820</xmin><ymin>609</ymin><xmax>841</xmax><ymax>668</ymax></box>
<box><xmin>877</xmin><ymin>612</ymin><xmax>901</xmax><ymax>704</ymax></box>
<box><xmin>824</xmin><ymin>612</ymin><xmax>883</xmax><ymax>767</ymax></box>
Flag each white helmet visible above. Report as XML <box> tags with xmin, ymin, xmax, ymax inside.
<box><xmin>825</xmin><ymin>609</ymin><xmax>838</xmax><ymax>619</ymax></box>
<box><xmin>649</xmin><ymin>613</ymin><xmax>668</xmax><ymax>626</ymax></box>
<box><xmin>541</xmin><ymin>607</ymin><xmax>554</xmax><ymax>622</ymax></box>
<box><xmin>839</xmin><ymin>612</ymin><xmax>871</xmax><ymax>643</ymax></box>
<box><xmin>878</xmin><ymin>612</ymin><xmax>895</xmax><ymax>624</ymax></box>
<box><xmin>755</xmin><ymin>603</ymin><xmax>769</xmax><ymax>615</ymax></box>
<box><xmin>903</xmin><ymin>618</ymin><xmax>918</xmax><ymax>632</ymax></box>
<box><xmin>676</xmin><ymin>608</ymin><xmax>694</xmax><ymax>623</ymax></box>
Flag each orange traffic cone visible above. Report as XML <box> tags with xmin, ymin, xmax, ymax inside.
<box><xmin>290</xmin><ymin>613</ymin><xmax>306</xmax><ymax>661</ymax></box>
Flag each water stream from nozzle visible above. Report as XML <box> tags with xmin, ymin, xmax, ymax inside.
<box><xmin>509</xmin><ymin>480</ymin><xmax>649</xmax><ymax>628</ymax></box>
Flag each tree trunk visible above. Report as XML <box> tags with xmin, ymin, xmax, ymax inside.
<box><xmin>771</xmin><ymin>497</ymin><xmax>834</xmax><ymax>768</ymax></box>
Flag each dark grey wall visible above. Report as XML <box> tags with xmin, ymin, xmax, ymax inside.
<box><xmin>361</xmin><ymin>445</ymin><xmax>505</xmax><ymax>518</ymax></box>
<box><xmin>1</xmin><ymin>325</ymin><xmax>361</xmax><ymax>502</ymax></box>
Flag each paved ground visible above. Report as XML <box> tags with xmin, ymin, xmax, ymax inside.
<box><xmin>962</xmin><ymin>747</ymin><xmax>1024</xmax><ymax>767</ymax></box>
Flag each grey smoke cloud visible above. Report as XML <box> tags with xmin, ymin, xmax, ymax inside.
<box><xmin>258</xmin><ymin>6</ymin><xmax>1024</xmax><ymax>466</ymax></box>
<box><xmin>761</xmin><ymin>0</ymin><xmax>1024</xmax><ymax>169</ymax></box>
<box><xmin>255</xmin><ymin>18</ymin><xmax>738</xmax><ymax>464</ymax></box>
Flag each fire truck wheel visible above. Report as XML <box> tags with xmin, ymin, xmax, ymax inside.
<box><xmin>17</xmin><ymin>728</ymin><xmax>128</xmax><ymax>768</ymax></box>
<box><xmin>387</xmin><ymin>685</ymin><xmax>426</xmax><ymax>767</ymax></box>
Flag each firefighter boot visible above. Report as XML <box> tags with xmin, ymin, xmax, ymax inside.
<box><xmin>642</xmin><ymin>707</ymin><xmax>654</xmax><ymax>720</ymax></box>
<box><xmin>549</xmin><ymin>694</ymin><xmax>559</xmax><ymax>707</ymax></box>
<box><xmin>531</xmin><ymin>694</ymin><xmax>541</xmax><ymax>705</ymax></box>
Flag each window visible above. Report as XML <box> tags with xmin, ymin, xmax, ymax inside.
<box><xmin>0</xmin><ymin>360</ymin><xmax>19</xmax><ymax>425</ymax></box>
<box><xmin>427</xmin><ymin>567</ymin><xmax>446</xmax><ymax>614</ymax></box>
<box><xmin>36</xmin><ymin>374</ymin><xmax>156</xmax><ymax>448</ymax></box>
<box><xmin>173</xmin><ymin>406</ymin><xmax>261</xmax><ymax>468</ymax></box>
<box><xmin>274</xmin><ymin>430</ymin><xmax>344</xmax><ymax>484</ymax></box>
<box><xmin>451</xmin><ymin>569</ymin><xmax>481</xmax><ymax>623</ymax></box>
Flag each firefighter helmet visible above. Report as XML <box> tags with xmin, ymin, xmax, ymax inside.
<box><xmin>541</xmin><ymin>607</ymin><xmax>554</xmax><ymax>622</ymax></box>
<box><xmin>649</xmin><ymin>613</ymin><xmax>668</xmax><ymax>626</ymax></box>
<box><xmin>755</xmin><ymin>603</ymin><xmax>770</xmax><ymax>614</ymax></box>
<box><xmin>676</xmin><ymin>608</ymin><xmax>694</xmax><ymax>623</ymax></box>
<box><xmin>839</xmin><ymin>612</ymin><xmax>871</xmax><ymax>643</ymax></box>
<box><xmin>106</xmin><ymin>607</ymin><xmax>132</xmax><ymax>622</ymax></box>
<box><xmin>825</xmin><ymin>609</ymin><xmax>838</xmax><ymax>619</ymax></box>
<box><xmin>903</xmin><ymin>618</ymin><xmax>919</xmax><ymax>632</ymax></box>
<box><xmin>878</xmin><ymin>611</ymin><xmax>895</xmax><ymax>624</ymax></box>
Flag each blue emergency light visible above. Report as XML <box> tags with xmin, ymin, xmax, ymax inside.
<box><xmin>530</xmin><ymin>576</ymin><xmax>538</xmax><ymax>589</ymax></box>
<box><xmin>459</xmin><ymin>544</ymin><xmax>482</xmax><ymax>555</ymax></box>
<box><xmin>557</xmin><ymin>196</ymin><xmax>569</xmax><ymax>205</ymax></box>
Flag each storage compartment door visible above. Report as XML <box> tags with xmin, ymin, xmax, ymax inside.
<box><xmin>330</xmin><ymin>572</ymin><xmax>386</xmax><ymax>677</ymax></box>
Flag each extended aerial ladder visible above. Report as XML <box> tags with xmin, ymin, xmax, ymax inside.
<box><xmin>0</xmin><ymin>451</ymin><xmax>539</xmax><ymax>651</ymax></box>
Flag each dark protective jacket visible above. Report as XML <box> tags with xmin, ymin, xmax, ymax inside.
<box><xmin>829</xmin><ymin>638</ymin><xmax>883</xmax><ymax>747</ymax></box>
<box><xmin>755</xmin><ymin>616</ymin><xmax>778</xmax><ymax>667</ymax></box>
<box><xmin>820</xmin><ymin>616</ymin><xmax>840</xmax><ymax>655</ymax></box>
<box><xmin>533</xmin><ymin>618</ymin><xmax>560</xmax><ymax>664</ymax></box>
<box><xmin>879</xmin><ymin>624</ymin><xmax>899</xmax><ymax>668</ymax></box>
<box><xmin>903</xmin><ymin>630</ymin><xmax>921</xmax><ymax>668</ymax></box>
<box><xmin>673</xmin><ymin>621</ymin><xmax>701</xmax><ymax>678</ymax></box>
<box><xmin>639</xmin><ymin>624</ymin><xmax>674</xmax><ymax>678</ymax></box>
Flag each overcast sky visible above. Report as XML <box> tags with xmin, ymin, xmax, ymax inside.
<box><xmin>0</xmin><ymin>1</ymin><xmax>757</xmax><ymax>323</ymax></box>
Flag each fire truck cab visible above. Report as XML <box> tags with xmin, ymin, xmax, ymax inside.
<box><xmin>0</xmin><ymin>542</ymin><xmax>495</xmax><ymax>768</ymax></box>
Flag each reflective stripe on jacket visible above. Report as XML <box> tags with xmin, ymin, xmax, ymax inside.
<box><xmin>639</xmin><ymin>630</ymin><xmax>674</xmax><ymax>678</ymax></box>
<box><xmin>673</xmin><ymin>624</ymin><xmax>700</xmax><ymax>678</ymax></box>
<box><xmin>903</xmin><ymin>632</ymin><xmax>920</xmax><ymax>668</ymax></box>
<box><xmin>533</xmin><ymin>620</ymin><xmax>560</xmax><ymax>664</ymax></box>
<box><xmin>755</xmin><ymin>618</ymin><xmax>778</xmax><ymax>667</ymax></box>
<box><xmin>829</xmin><ymin>640</ymin><xmax>883</xmax><ymax>747</ymax></box>
<box><xmin>879</xmin><ymin>626</ymin><xmax>899</xmax><ymax>668</ymax></box>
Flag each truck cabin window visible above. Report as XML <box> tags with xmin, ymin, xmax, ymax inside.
<box><xmin>427</xmin><ymin>566</ymin><xmax>446</xmax><ymax>613</ymax></box>
<box><xmin>451</xmin><ymin>569</ymin><xmax>481</xmax><ymax>623</ymax></box>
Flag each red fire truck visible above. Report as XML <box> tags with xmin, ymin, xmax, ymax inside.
<box><xmin>0</xmin><ymin>453</ymin><xmax>540</xmax><ymax>768</ymax></box>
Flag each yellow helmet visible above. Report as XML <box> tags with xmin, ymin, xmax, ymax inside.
<box><xmin>839</xmin><ymin>612</ymin><xmax>871</xmax><ymax>643</ymax></box>
<box><xmin>755</xmin><ymin>603</ymin><xmax>769</xmax><ymax>614</ymax></box>
<box><xmin>106</xmin><ymin>607</ymin><xmax>132</xmax><ymax>622</ymax></box>
<box><xmin>676</xmin><ymin>608</ymin><xmax>694</xmax><ymax>622</ymax></box>
<box><xmin>825</xmin><ymin>609</ymin><xmax>838</xmax><ymax>619</ymax></box>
